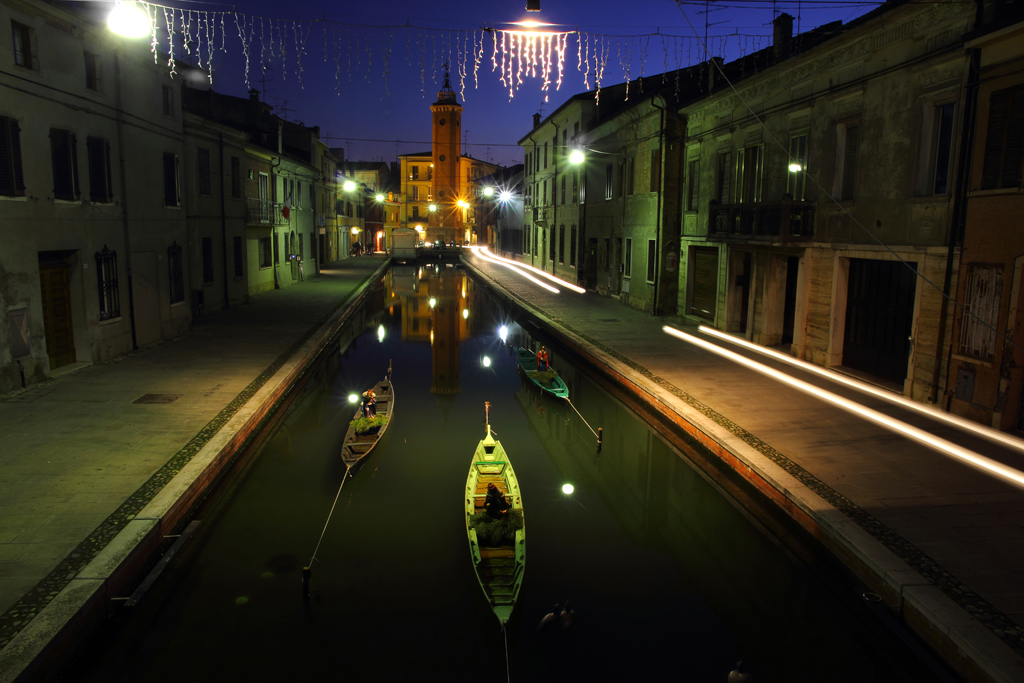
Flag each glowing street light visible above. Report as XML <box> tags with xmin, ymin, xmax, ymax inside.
<box><xmin>428</xmin><ymin>204</ymin><xmax>437</xmax><ymax>212</ymax></box>
<box><xmin>351</xmin><ymin>226</ymin><xmax>359</xmax><ymax>234</ymax></box>
<box><xmin>562</xmin><ymin>483</ymin><xmax>575</xmax><ymax>495</ymax></box>
<box><xmin>483</xmin><ymin>187</ymin><xmax>494</xmax><ymax>196</ymax></box>
<box><xmin>375</xmin><ymin>193</ymin><xmax>385</xmax><ymax>202</ymax></box>
<box><xmin>457</xmin><ymin>199</ymin><xmax>468</xmax><ymax>208</ymax></box>
<box><xmin>498</xmin><ymin>190</ymin><xmax>513</xmax><ymax>203</ymax></box>
<box><xmin>498</xmin><ymin>325</ymin><xmax>508</xmax><ymax>342</ymax></box>
<box><xmin>348</xmin><ymin>394</ymin><xmax>359</xmax><ymax>404</ymax></box>
<box><xmin>108</xmin><ymin>2</ymin><xmax>151</xmax><ymax>38</ymax></box>
<box><xmin>414</xmin><ymin>225</ymin><xmax>424</xmax><ymax>232</ymax></box>
<box><xmin>483</xmin><ymin>357</ymin><xmax>492</xmax><ymax>368</ymax></box>
<box><xmin>788</xmin><ymin>162</ymin><xmax>803</xmax><ymax>173</ymax></box>
<box><xmin>569</xmin><ymin>149</ymin><xmax>585</xmax><ymax>164</ymax></box>
<box><xmin>343</xmin><ymin>180</ymin><xmax>356</xmax><ymax>192</ymax></box>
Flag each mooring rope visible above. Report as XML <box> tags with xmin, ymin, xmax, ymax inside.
<box><xmin>565</xmin><ymin>398</ymin><xmax>598</xmax><ymax>438</ymax></box>
<box><xmin>503</xmin><ymin>625</ymin><xmax>510</xmax><ymax>683</ymax></box>
<box><xmin>309</xmin><ymin>466</ymin><xmax>350</xmax><ymax>566</ymax></box>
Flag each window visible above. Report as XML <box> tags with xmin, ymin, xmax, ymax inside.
<box><xmin>930</xmin><ymin>105</ymin><xmax>954</xmax><ymax>195</ymax></box>
<box><xmin>549</xmin><ymin>227</ymin><xmax>556</xmax><ymax>261</ymax></box>
<box><xmin>604</xmin><ymin>164</ymin><xmax>613</xmax><ymax>200</ymax></box>
<box><xmin>198</xmin><ymin>148</ymin><xmax>212</xmax><ymax>196</ymax></box>
<box><xmin>231</xmin><ymin>156</ymin><xmax>241</xmax><ymax>198</ymax></box>
<box><xmin>12</xmin><ymin>21</ymin><xmax>35</xmax><ymax>70</ymax></box>
<box><xmin>646</xmin><ymin>240</ymin><xmax>657</xmax><ymax>283</ymax></box>
<box><xmin>95</xmin><ymin>245</ymin><xmax>120</xmax><ymax>320</ymax></box>
<box><xmin>570</xmin><ymin>225</ymin><xmax>577</xmax><ymax>267</ymax></box>
<box><xmin>560</xmin><ymin>175</ymin><xmax>566</xmax><ymax>205</ymax></box>
<box><xmin>49</xmin><ymin>129</ymin><xmax>80</xmax><ymax>201</ymax></box>
<box><xmin>623</xmin><ymin>238</ymin><xmax>632</xmax><ymax>278</ymax></box>
<box><xmin>411</xmin><ymin>165</ymin><xmax>419</xmax><ymax>180</ymax></box>
<box><xmin>650</xmin><ymin>148</ymin><xmax>661</xmax><ymax>192</ymax></box>
<box><xmin>627</xmin><ymin>158</ymin><xmax>636</xmax><ymax>195</ymax></box>
<box><xmin>572</xmin><ymin>171</ymin><xmax>578</xmax><ymax>203</ymax></box>
<box><xmin>273</xmin><ymin>233</ymin><xmax>280</xmax><ymax>264</ymax></box>
<box><xmin>788</xmin><ymin>134</ymin><xmax>808</xmax><ymax>200</ymax></box>
<box><xmin>0</xmin><ymin>117</ymin><xmax>26</xmax><ymax>196</ymax></box>
<box><xmin>534</xmin><ymin>225</ymin><xmax>539</xmax><ymax>254</ymax></box>
<box><xmin>544</xmin><ymin>141</ymin><xmax>548</xmax><ymax>169</ymax></box>
<box><xmin>298</xmin><ymin>234</ymin><xmax>304</xmax><ymax>260</ymax></box>
<box><xmin>687</xmin><ymin>159</ymin><xmax>700</xmax><ymax>211</ymax></box>
<box><xmin>412</xmin><ymin>205</ymin><xmax>420</xmax><ymax>220</ymax></box>
<box><xmin>736</xmin><ymin>144</ymin><xmax>764</xmax><ymax>203</ymax></box>
<box><xmin>832</xmin><ymin>123</ymin><xmax>859</xmax><ymax>200</ymax></box>
<box><xmin>202</xmin><ymin>237</ymin><xmax>214</xmax><ymax>284</ymax></box>
<box><xmin>579</xmin><ymin>171</ymin><xmax>586</xmax><ymax>203</ymax></box>
<box><xmin>959</xmin><ymin>265</ymin><xmax>1003</xmax><ymax>360</ymax></box>
<box><xmin>542</xmin><ymin>180</ymin><xmax>547</xmax><ymax>205</ymax></box>
<box><xmin>162</xmin><ymin>85</ymin><xmax>174</xmax><ymax>116</ymax></box>
<box><xmin>412</xmin><ymin>185</ymin><xmax>419</xmax><ymax>200</ymax></box>
<box><xmin>84</xmin><ymin>51</ymin><xmax>100</xmax><ymax>91</ymax></box>
<box><xmin>716</xmin><ymin>151</ymin><xmax>732</xmax><ymax>202</ymax></box>
<box><xmin>981</xmin><ymin>86</ymin><xmax>1024</xmax><ymax>190</ymax></box>
<box><xmin>525</xmin><ymin>154</ymin><xmax>531</xmax><ymax>175</ymax></box>
<box><xmin>259</xmin><ymin>236</ymin><xmax>272</xmax><ymax>268</ymax></box>
<box><xmin>163</xmin><ymin>152</ymin><xmax>180</xmax><ymax>206</ymax></box>
<box><xmin>233</xmin><ymin>236</ymin><xmax>243</xmax><ymax>277</ymax></box>
<box><xmin>168</xmin><ymin>242</ymin><xmax>184</xmax><ymax>304</ymax></box>
<box><xmin>561</xmin><ymin>130</ymin><xmax>567</xmax><ymax>157</ymax></box>
<box><xmin>558</xmin><ymin>224</ymin><xmax>565</xmax><ymax>264</ymax></box>
<box><xmin>86</xmin><ymin>137</ymin><xmax>113</xmax><ymax>203</ymax></box>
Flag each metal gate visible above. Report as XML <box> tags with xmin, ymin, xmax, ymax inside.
<box><xmin>843</xmin><ymin>258</ymin><xmax>916</xmax><ymax>383</ymax></box>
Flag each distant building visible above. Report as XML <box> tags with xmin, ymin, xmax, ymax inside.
<box><xmin>477</xmin><ymin>165</ymin><xmax>525</xmax><ymax>257</ymax></box>
<box><xmin>398</xmin><ymin>67</ymin><xmax>501</xmax><ymax>246</ymax></box>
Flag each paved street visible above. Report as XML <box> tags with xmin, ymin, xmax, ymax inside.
<box><xmin>0</xmin><ymin>256</ymin><xmax>387</xmax><ymax>652</ymax></box>
<box><xmin>463</xmin><ymin>249</ymin><xmax>1024</xmax><ymax>678</ymax></box>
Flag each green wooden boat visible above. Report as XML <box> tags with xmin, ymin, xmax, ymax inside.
<box><xmin>341</xmin><ymin>364</ymin><xmax>394</xmax><ymax>468</ymax></box>
<box><xmin>464</xmin><ymin>402</ymin><xmax>525</xmax><ymax>628</ymax></box>
<box><xmin>516</xmin><ymin>347</ymin><xmax>569</xmax><ymax>399</ymax></box>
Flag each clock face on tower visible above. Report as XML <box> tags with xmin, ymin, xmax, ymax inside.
<box><xmin>439</xmin><ymin>155</ymin><xmax>446</xmax><ymax>162</ymax></box>
<box><xmin>440</xmin><ymin>118</ymin><xmax>446</xmax><ymax>125</ymax></box>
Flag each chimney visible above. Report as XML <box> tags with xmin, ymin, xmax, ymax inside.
<box><xmin>533</xmin><ymin>113</ymin><xmax>541</xmax><ymax>129</ymax></box>
<box><xmin>248</xmin><ymin>88</ymin><xmax>261</xmax><ymax>102</ymax></box>
<box><xmin>773</xmin><ymin>13</ymin><xmax>794</xmax><ymax>60</ymax></box>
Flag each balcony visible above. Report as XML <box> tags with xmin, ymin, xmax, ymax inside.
<box><xmin>246</xmin><ymin>198</ymin><xmax>289</xmax><ymax>226</ymax></box>
<box><xmin>708</xmin><ymin>197</ymin><xmax>815</xmax><ymax>241</ymax></box>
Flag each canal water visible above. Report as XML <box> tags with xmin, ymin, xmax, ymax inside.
<box><xmin>70</xmin><ymin>265</ymin><xmax>953</xmax><ymax>682</ymax></box>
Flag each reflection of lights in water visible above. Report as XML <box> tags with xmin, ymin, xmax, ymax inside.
<box><xmin>499</xmin><ymin>325</ymin><xmax>508</xmax><ymax>342</ymax></box>
<box><xmin>430</xmin><ymin>330</ymin><xmax>434</xmax><ymax>345</ymax></box>
<box><xmin>462</xmin><ymin>308</ymin><xmax>469</xmax><ymax>319</ymax></box>
<box><xmin>562</xmin><ymin>484</ymin><xmax>574</xmax><ymax>495</ymax></box>
<box><xmin>348</xmin><ymin>394</ymin><xmax>359</xmax><ymax>404</ymax></box>
<box><xmin>429</xmin><ymin>297</ymin><xmax>436</xmax><ymax>308</ymax></box>
<box><xmin>377</xmin><ymin>325</ymin><xmax>385</xmax><ymax>342</ymax></box>
<box><xmin>663</xmin><ymin>325</ymin><xmax>1024</xmax><ymax>491</ymax></box>
<box><xmin>483</xmin><ymin>357</ymin><xmax>491</xmax><ymax>368</ymax></box>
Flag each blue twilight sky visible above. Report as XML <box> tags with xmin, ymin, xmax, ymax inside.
<box><xmin>95</xmin><ymin>0</ymin><xmax>881</xmax><ymax>166</ymax></box>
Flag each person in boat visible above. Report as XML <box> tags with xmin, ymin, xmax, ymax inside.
<box><xmin>536</xmin><ymin>345</ymin><xmax>549</xmax><ymax>372</ymax></box>
<box><xmin>484</xmin><ymin>482</ymin><xmax>511</xmax><ymax>519</ymax></box>
<box><xmin>360</xmin><ymin>389</ymin><xmax>377</xmax><ymax>418</ymax></box>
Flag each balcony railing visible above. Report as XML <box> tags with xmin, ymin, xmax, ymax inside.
<box><xmin>246</xmin><ymin>198</ymin><xmax>289</xmax><ymax>225</ymax></box>
<box><xmin>708</xmin><ymin>197</ymin><xmax>815</xmax><ymax>240</ymax></box>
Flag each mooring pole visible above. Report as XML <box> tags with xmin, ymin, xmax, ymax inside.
<box><xmin>302</xmin><ymin>566</ymin><xmax>311</xmax><ymax>601</ymax></box>
<box><xmin>597</xmin><ymin>427</ymin><xmax>603</xmax><ymax>452</ymax></box>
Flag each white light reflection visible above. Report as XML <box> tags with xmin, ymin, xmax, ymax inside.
<box><xmin>468</xmin><ymin>246</ymin><xmax>585</xmax><ymax>294</ymax></box>
<box><xmin>698</xmin><ymin>325</ymin><xmax>1024</xmax><ymax>456</ymax></box>
<box><xmin>562</xmin><ymin>483</ymin><xmax>575</xmax><ymax>495</ymax></box>
<box><xmin>663</xmin><ymin>326</ymin><xmax>1024</xmax><ymax>491</ymax></box>
<box><xmin>377</xmin><ymin>324</ymin><xmax>385</xmax><ymax>342</ymax></box>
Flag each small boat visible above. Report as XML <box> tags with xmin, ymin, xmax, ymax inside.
<box><xmin>341</xmin><ymin>363</ymin><xmax>394</xmax><ymax>468</ymax></box>
<box><xmin>515</xmin><ymin>347</ymin><xmax>569</xmax><ymax>399</ymax></box>
<box><xmin>465</xmin><ymin>402</ymin><xmax>525</xmax><ymax>628</ymax></box>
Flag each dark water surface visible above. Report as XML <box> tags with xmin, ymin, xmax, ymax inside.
<box><xmin>70</xmin><ymin>265</ymin><xmax>952</xmax><ymax>682</ymax></box>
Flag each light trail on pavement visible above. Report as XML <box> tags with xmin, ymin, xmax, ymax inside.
<box><xmin>664</xmin><ymin>325</ymin><xmax>1024</xmax><ymax>491</ymax></box>
<box><xmin>698</xmin><ymin>325</ymin><xmax>1024</xmax><ymax>456</ymax></box>
<box><xmin>467</xmin><ymin>246</ymin><xmax>586</xmax><ymax>294</ymax></box>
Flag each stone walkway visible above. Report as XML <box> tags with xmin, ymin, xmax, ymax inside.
<box><xmin>0</xmin><ymin>256</ymin><xmax>387</xmax><ymax>652</ymax></box>
<box><xmin>463</xmin><ymin>250</ymin><xmax>1024</xmax><ymax>679</ymax></box>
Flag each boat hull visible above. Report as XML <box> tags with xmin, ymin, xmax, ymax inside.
<box><xmin>341</xmin><ymin>377</ymin><xmax>394</xmax><ymax>467</ymax></box>
<box><xmin>465</xmin><ymin>431</ymin><xmax>525</xmax><ymax>628</ymax></box>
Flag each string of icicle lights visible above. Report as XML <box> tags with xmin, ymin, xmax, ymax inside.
<box><xmin>127</xmin><ymin>2</ymin><xmax>775</xmax><ymax>102</ymax></box>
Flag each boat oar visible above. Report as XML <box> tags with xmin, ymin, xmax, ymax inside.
<box><xmin>565</xmin><ymin>397</ymin><xmax>602</xmax><ymax>451</ymax></box>
<box><xmin>304</xmin><ymin>464</ymin><xmax>352</xmax><ymax>601</ymax></box>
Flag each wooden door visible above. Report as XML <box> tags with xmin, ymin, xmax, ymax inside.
<box><xmin>38</xmin><ymin>264</ymin><xmax>76</xmax><ymax>369</ymax></box>
<box><xmin>843</xmin><ymin>258</ymin><xmax>916</xmax><ymax>383</ymax></box>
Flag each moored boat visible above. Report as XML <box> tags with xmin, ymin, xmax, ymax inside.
<box><xmin>464</xmin><ymin>402</ymin><xmax>525</xmax><ymax>628</ymax></box>
<box><xmin>341</xmin><ymin>364</ymin><xmax>394</xmax><ymax>468</ymax></box>
<box><xmin>515</xmin><ymin>347</ymin><xmax>569</xmax><ymax>399</ymax></box>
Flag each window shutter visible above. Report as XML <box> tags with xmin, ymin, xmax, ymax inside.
<box><xmin>71</xmin><ymin>133</ymin><xmax>80</xmax><ymax>198</ymax></box>
<box><xmin>51</xmin><ymin>129</ymin><xmax>74</xmax><ymax>200</ymax></box>
<box><xmin>0</xmin><ymin>118</ymin><xmax>15</xmax><ymax>195</ymax></box>
<box><xmin>981</xmin><ymin>91</ymin><xmax>1009</xmax><ymax>190</ymax></box>
<box><xmin>1000</xmin><ymin>89</ymin><xmax>1024</xmax><ymax>189</ymax></box>
<box><xmin>163</xmin><ymin>152</ymin><xmax>177</xmax><ymax>205</ymax></box>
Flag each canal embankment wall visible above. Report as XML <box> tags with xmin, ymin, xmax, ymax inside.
<box><xmin>462</xmin><ymin>256</ymin><xmax>1024</xmax><ymax>683</ymax></box>
<box><xmin>0</xmin><ymin>259</ymin><xmax>391</xmax><ymax>683</ymax></box>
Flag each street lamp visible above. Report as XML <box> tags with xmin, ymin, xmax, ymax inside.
<box><xmin>428</xmin><ymin>204</ymin><xmax>437</xmax><ymax>212</ymax></box>
<box><xmin>375</xmin><ymin>193</ymin><xmax>385</xmax><ymax>202</ymax></box>
<box><xmin>457</xmin><ymin>200</ymin><xmax>468</xmax><ymax>208</ymax></box>
<box><xmin>483</xmin><ymin>187</ymin><xmax>494</xmax><ymax>196</ymax></box>
<box><xmin>788</xmin><ymin>162</ymin><xmax>803</xmax><ymax>173</ymax></box>
<box><xmin>108</xmin><ymin>2</ymin><xmax>151</xmax><ymax>37</ymax></box>
<box><xmin>569</xmin><ymin>149</ymin><xmax>585</xmax><ymax>165</ymax></box>
<box><xmin>343</xmin><ymin>180</ymin><xmax>356</xmax><ymax>192</ymax></box>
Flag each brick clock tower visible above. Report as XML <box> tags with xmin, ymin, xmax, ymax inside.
<box><xmin>430</xmin><ymin>64</ymin><xmax>462</xmax><ymax>244</ymax></box>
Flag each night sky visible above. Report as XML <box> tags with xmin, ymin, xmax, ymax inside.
<box><xmin>95</xmin><ymin>1</ymin><xmax>879</xmax><ymax>166</ymax></box>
